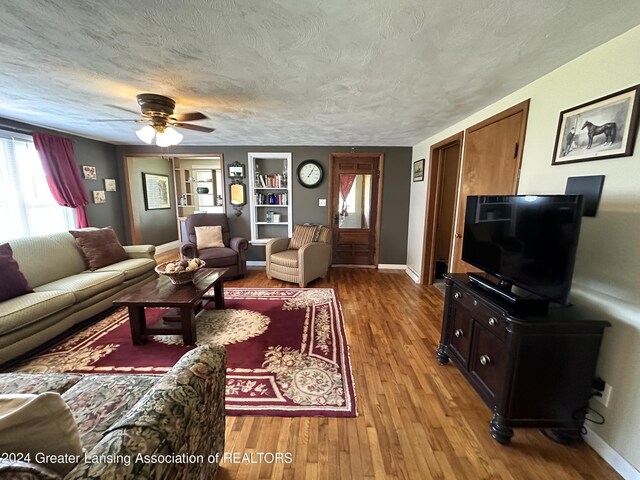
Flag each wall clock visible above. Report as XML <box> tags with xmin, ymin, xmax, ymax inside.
<box><xmin>296</xmin><ymin>160</ymin><xmax>324</xmax><ymax>188</ymax></box>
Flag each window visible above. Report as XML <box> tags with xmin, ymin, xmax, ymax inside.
<box><xmin>338</xmin><ymin>175</ymin><xmax>372</xmax><ymax>229</ymax></box>
<box><xmin>0</xmin><ymin>131</ymin><xmax>75</xmax><ymax>240</ymax></box>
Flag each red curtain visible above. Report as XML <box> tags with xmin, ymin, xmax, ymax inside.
<box><xmin>33</xmin><ymin>132</ymin><xmax>89</xmax><ymax>228</ymax></box>
<box><xmin>339</xmin><ymin>175</ymin><xmax>356</xmax><ymax>216</ymax></box>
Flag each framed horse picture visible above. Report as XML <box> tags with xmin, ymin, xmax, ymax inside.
<box><xmin>552</xmin><ymin>84</ymin><xmax>640</xmax><ymax>165</ymax></box>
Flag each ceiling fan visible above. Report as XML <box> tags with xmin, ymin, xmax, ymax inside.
<box><xmin>100</xmin><ymin>93</ymin><xmax>215</xmax><ymax>146</ymax></box>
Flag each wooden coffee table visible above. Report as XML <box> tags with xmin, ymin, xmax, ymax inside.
<box><xmin>113</xmin><ymin>268</ymin><xmax>228</xmax><ymax>345</ymax></box>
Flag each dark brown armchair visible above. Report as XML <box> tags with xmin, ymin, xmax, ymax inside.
<box><xmin>180</xmin><ymin>213</ymin><xmax>248</xmax><ymax>278</ymax></box>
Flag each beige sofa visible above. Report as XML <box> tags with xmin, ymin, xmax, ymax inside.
<box><xmin>0</xmin><ymin>232</ymin><xmax>157</xmax><ymax>365</ymax></box>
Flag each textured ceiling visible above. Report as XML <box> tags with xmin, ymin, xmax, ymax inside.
<box><xmin>0</xmin><ymin>1</ymin><xmax>639</xmax><ymax>146</ymax></box>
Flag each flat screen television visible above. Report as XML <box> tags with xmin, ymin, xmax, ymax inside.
<box><xmin>462</xmin><ymin>194</ymin><xmax>584</xmax><ymax>306</ymax></box>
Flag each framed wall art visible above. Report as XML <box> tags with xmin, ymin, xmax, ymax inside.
<box><xmin>552</xmin><ymin>84</ymin><xmax>640</xmax><ymax>165</ymax></box>
<box><xmin>227</xmin><ymin>161</ymin><xmax>246</xmax><ymax>178</ymax></box>
<box><xmin>104</xmin><ymin>178</ymin><xmax>116</xmax><ymax>191</ymax></box>
<box><xmin>142</xmin><ymin>173</ymin><xmax>171</xmax><ymax>210</ymax></box>
<box><xmin>413</xmin><ymin>158</ymin><xmax>425</xmax><ymax>182</ymax></box>
<box><xmin>82</xmin><ymin>165</ymin><xmax>97</xmax><ymax>180</ymax></box>
<box><xmin>92</xmin><ymin>190</ymin><xmax>106</xmax><ymax>204</ymax></box>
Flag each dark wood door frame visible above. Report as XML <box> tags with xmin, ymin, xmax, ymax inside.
<box><xmin>420</xmin><ymin>132</ymin><xmax>464</xmax><ymax>284</ymax></box>
<box><xmin>328</xmin><ymin>152</ymin><xmax>384</xmax><ymax>266</ymax></box>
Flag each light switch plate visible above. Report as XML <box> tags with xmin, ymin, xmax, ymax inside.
<box><xmin>319</xmin><ymin>199</ymin><xmax>327</xmax><ymax>207</ymax></box>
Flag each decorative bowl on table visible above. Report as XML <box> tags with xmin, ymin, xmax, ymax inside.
<box><xmin>155</xmin><ymin>258</ymin><xmax>206</xmax><ymax>285</ymax></box>
<box><xmin>196</xmin><ymin>187</ymin><xmax>209</xmax><ymax>194</ymax></box>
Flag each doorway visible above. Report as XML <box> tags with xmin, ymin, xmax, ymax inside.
<box><xmin>449</xmin><ymin>100</ymin><xmax>530</xmax><ymax>273</ymax></box>
<box><xmin>421</xmin><ymin>132</ymin><xmax>463</xmax><ymax>284</ymax></box>
<box><xmin>123</xmin><ymin>153</ymin><xmax>224</xmax><ymax>245</ymax></box>
<box><xmin>329</xmin><ymin>152</ymin><xmax>383</xmax><ymax>265</ymax></box>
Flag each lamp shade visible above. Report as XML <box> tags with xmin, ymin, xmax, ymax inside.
<box><xmin>136</xmin><ymin>125</ymin><xmax>156</xmax><ymax>144</ymax></box>
<box><xmin>164</xmin><ymin>126</ymin><xmax>184</xmax><ymax>145</ymax></box>
<box><xmin>155</xmin><ymin>126</ymin><xmax>183</xmax><ymax>147</ymax></box>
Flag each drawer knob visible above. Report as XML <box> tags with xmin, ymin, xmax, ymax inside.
<box><xmin>488</xmin><ymin>317</ymin><xmax>497</xmax><ymax>326</ymax></box>
<box><xmin>454</xmin><ymin>292</ymin><xmax>462</xmax><ymax>299</ymax></box>
<box><xmin>479</xmin><ymin>355</ymin><xmax>491</xmax><ymax>366</ymax></box>
<box><xmin>454</xmin><ymin>329</ymin><xmax>464</xmax><ymax>338</ymax></box>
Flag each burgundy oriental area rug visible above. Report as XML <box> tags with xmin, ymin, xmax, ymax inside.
<box><xmin>13</xmin><ymin>288</ymin><xmax>357</xmax><ymax>417</ymax></box>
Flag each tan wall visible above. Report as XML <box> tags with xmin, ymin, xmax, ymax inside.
<box><xmin>409</xmin><ymin>25</ymin><xmax>640</xmax><ymax>475</ymax></box>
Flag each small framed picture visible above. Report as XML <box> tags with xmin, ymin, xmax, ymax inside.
<box><xmin>104</xmin><ymin>178</ymin><xmax>116</xmax><ymax>191</ymax></box>
<box><xmin>92</xmin><ymin>190</ymin><xmax>106</xmax><ymax>204</ymax></box>
<box><xmin>82</xmin><ymin>165</ymin><xmax>97</xmax><ymax>180</ymax></box>
<box><xmin>227</xmin><ymin>161</ymin><xmax>246</xmax><ymax>178</ymax></box>
<box><xmin>552</xmin><ymin>84</ymin><xmax>640</xmax><ymax>165</ymax></box>
<box><xmin>413</xmin><ymin>158</ymin><xmax>425</xmax><ymax>182</ymax></box>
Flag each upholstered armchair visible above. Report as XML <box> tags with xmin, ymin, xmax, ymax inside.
<box><xmin>266</xmin><ymin>224</ymin><xmax>332</xmax><ymax>287</ymax></box>
<box><xmin>180</xmin><ymin>213</ymin><xmax>248</xmax><ymax>278</ymax></box>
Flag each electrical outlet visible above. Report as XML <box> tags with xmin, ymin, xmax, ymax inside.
<box><xmin>319</xmin><ymin>198</ymin><xmax>327</xmax><ymax>207</ymax></box>
<box><xmin>594</xmin><ymin>383</ymin><xmax>613</xmax><ymax>407</ymax></box>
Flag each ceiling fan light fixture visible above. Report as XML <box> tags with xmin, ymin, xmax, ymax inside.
<box><xmin>164</xmin><ymin>126</ymin><xmax>183</xmax><ymax>145</ymax></box>
<box><xmin>155</xmin><ymin>126</ymin><xmax>182</xmax><ymax>147</ymax></box>
<box><xmin>136</xmin><ymin>125</ymin><xmax>156</xmax><ymax>144</ymax></box>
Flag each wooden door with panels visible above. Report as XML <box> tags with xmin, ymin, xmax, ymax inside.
<box><xmin>329</xmin><ymin>153</ymin><xmax>384</xmax><ymax>265</ymax></box>
<box><xmin>449</xmin><ymin>100</ymin><xmax>530</xmax><ymax>273</ymax></box>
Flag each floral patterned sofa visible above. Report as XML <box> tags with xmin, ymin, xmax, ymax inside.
<box><xmin>0</xmin><ymin>345</ymin><xmax>226</xmax><ymax>480</ymax></box>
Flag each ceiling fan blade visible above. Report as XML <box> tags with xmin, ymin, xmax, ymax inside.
<box><xmin>170</xmin><ymin>112</ymin><xmax>208</xmax><ymax>122</ymax></box>
<box><xmin>105</xmin><ymin>104</ymin><xmax>141</xmax><ymax>115</ymax></box>
<box><xmin>172</xmin><ymin>122</ymin><xmax>215</xmax><ymax>133</ymax></box>
<box><xmin>88</xmin><ymin>119</ymin><xmax>144</xmax><ymax>122</ymax></box>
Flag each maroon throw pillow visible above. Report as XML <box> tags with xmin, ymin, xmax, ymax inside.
<box><xmin>70</xmin><ymin>227</ymin><xmax>128</xmax><ymax>270</ymax></box>
<box><xmin>0</xmin><ymin>243</ymin><xmax>33</xmax><ymax>302</ymax></box>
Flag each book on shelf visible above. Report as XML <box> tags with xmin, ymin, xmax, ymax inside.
<box><xmin>256</xmin><ymin>174</ymin><xmax>287</xmax><ymax>189</ymax></box>
<box><xmin>254</xmin><ymin>192</ymin><xmax>288</xmax><ymax>206</ymax></box>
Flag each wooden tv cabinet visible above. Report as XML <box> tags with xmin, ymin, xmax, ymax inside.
<box><xmin>436</xmin><ymin>273</ymin><xmax>609</xmax><ymax>444</ymax></box>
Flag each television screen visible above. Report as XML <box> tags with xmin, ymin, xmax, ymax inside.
<box><xmin>462</xmin><ymin>195</ymin><xmax>583</xmax><ymax>304</ymax></box>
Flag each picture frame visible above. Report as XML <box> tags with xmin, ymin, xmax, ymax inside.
<box><xmin>82</xmin><ymin>165</ymin><xmax>97</xmax><ymax>180</ymax></box>
<box><xmin>413</xmin><ymin>158</ymin><xmax>425</xmax><ymax>182</ymax></box>
<box><xmin>552</xmin><ymin>84</ymin><xmax>640</xmax><ymax>165</ymax></box>
<box><xmin>228</xmin><ymin>161</ymin><xmax>246</xmax><ymax>178</ymax></box>
<box><xmin>142</xmin><ymin>173</ymin><xmax>171</xmax><ymax>210</ymax></box>
<box><xmin>104</xmin><ymin>178</ymin><xmax>116</xmax><ymax>192</ymax></box>
<box><xmin>92</xmin><ymin>190</ymin><xmax>106</xmax><ymax>204</ymax></box>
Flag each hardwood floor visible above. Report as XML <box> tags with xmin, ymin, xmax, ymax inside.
<box><xmin>157</xmin><ymin>251</ymin><xmax>620</xmax><ymax>479</ymax></box>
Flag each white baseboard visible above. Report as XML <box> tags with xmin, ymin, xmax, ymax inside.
<box><xmin>405</xmin><ymin>266</ymin><xmax>421</xmax><ymax>283</ymax></box>
<box><xmin>584</xmin><ymin>427</ymin><xmax>639</xmax><ymax>479</ymax></box>
<box><xmin>247</xmin><ymin>261</ymin><xmax>266</xmax><ymax>267</ymax></box>
<box><xmin>378</xmin><ymin>264</ymin><xmax>406</xmax><ymax>270</ymax></box>
<box><xmin>155</xmin><ymin>240</ymin><xmax>180</xmax><ymax>254</ymax></box>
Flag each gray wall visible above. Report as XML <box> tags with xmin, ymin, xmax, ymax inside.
<box><xmin>1</xmin><ymin>117</ymin><xmax>412</xmax><ymax>261</ymax></box>
<box><xmin>117</xmin><ymin>146</ymin><xmax>412</xmax><ymax>263</ymax></box>
<box><xmin>0</xmin><ymin>117</ymin><xmax>126</xmax><ymax>241</ymax></box>
<box><xmin>124</xmin><ymin>156</ymin><xmax>178</xmax><ymax>246</ymax></box>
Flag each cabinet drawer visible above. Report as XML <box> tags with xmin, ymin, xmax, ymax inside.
<box><xmin>470</xmin><ymin>324</ymin><xmax>507</xmax><ymax>402</ymax></box>
<box><xmin>450</xmin><ymin>285</ymin><xmax>505</xmax><ymax>336</ymax></box>
<box><xmin>473</xmin><ymin>307</ymin><xmax>505</xmax><ymax>337</ymax></box>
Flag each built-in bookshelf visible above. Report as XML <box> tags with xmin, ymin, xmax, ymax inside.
<box><xmin>248</xmin><ymin>152</ymin><xmax>293</xmax><ymax>245</ymax></box>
